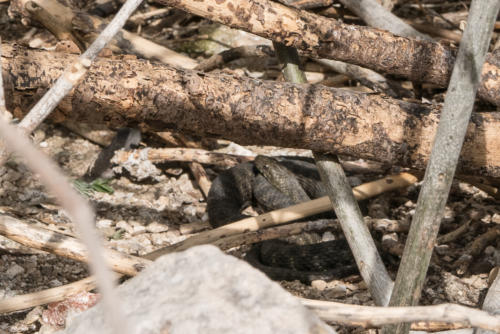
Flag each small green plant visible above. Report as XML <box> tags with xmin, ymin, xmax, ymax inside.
<box><xmin>111</xmin><ymin>228</ymin><xmax>126</xmax><ymax>240</ymax></box>
<box><xmin>74</xmin><ymin>178</ymin><xmax>114</xmax><ymax>197</ymax></box>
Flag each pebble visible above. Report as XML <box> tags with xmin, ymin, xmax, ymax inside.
<box><xmin>110</xmin><ymin>239</ymin><xmax>143</xmax><ymax>255</ymax></box>
<box><xmin>311</xmin><ymin>280</ymin><xmax>327</xmax><ymax>291</ymax></box>
<box><xmin>321</xmin><ymin>231</ymin><xmax>335</xmax><ymax>242</ymax></box>
<box><xmin>404</xmin><ymin>200</ymin><xmax>414</xmax><ymax>208</ymax></box>
<box><xmin>25</xmin><ymin>307</ymin><xmax>42</xmax><ymax>325</ymax></box>
<box><xmin>131</xmin><ymin>234</ymin><xmax>152</xmax><ymax>248</ymax></box>
<box><xmin>150</xmin><ymin>233</ymin><xmax>170</xmax><ymax>246</ymax></box>
<box><xmin>131</xmin><ymin>225</ymin><xmax>146</xmax><ymax>236</ymax></box>
<box><xmin>116</xmin><ymin>220</ymin><xmax>133</xmax><ymax>234</ymax></box>
<box><xmin>9</xmin><ymin>322</ymin><xmax>31</xmax><ymax>332</ymax></box>
<box><xmin>6</xmin><ymin>263</ymin><xmax>25</xmax><ymax>278</ymax></box>
<box><xmin>49</xmin><ymin>279</ymin><xmax>62</xmax><ymax>287</ymax></box>
<box><xmin>326</xmin><ymin>285</ymin><xmax>348</xmax><ymax>299</ymax></box>
<box><xmin>150</xmin><ymin>231</ymin><xmax>184</xmax><ymax>247</ymax></box>
<box><xmin>484</xmin><ymin>245</ymin><xmax>496</xmax><ymax>255</ymax></box>
<box><xmin>145</xmin><ymin>221</ymin><xmax>169</xmax><ymax>233</ymax></box>
<box><xmin>164</xmin><ymin>230</ymin><xmax>185</xmax><ymax>244</ymax></box>
<box><xmin>96</xmin><ymin>219</ymin><xmax>114</xmax><ymax>229</ymax></box>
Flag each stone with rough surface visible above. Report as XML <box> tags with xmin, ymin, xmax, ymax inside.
<box><xmin>61</xmin><ymin>245</ymin><xmax>334</xmax><ymax>334</ymax></box>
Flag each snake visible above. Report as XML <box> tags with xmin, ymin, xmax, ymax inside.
<box><xmin>207</xmin><ymin>155</ymin><xmax>359</xmax><ymax>283</ymax></box>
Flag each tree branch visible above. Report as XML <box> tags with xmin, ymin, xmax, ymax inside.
<box><xmin>155</xmin><ymin>0</ymin><xmax>500</xmax><ymax>106</ymax></box>
<box><xmin>301</xmin><ymin>299</ymin><xmax>500</xmax><ymax>332</ymax></box>
<box><xmin>2</xmin><ymin>45</ymin><xmax>500</xmax><ymax>177</ymax></box>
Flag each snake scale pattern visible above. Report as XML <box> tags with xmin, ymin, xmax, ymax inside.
<box><xmin>207</xmin><ymin>155</ymin><xmax>359</xmax><ymax>283</ymax></box>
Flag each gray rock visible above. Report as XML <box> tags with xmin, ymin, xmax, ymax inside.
<box><xmin>5</xmin><ymin>263</ymin><xmax>25</xmax><ymax>278</ymax></box>
<box><xmin>61</xmin><ymin>245</ymin><xmax>334</xmax><ymax>334</ymax></box>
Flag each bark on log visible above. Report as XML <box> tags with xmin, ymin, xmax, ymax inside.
<box><xmin>156</xmin><ymin>0</ymin><xmax>500</xmax><ymax>106</ymax></box>
<box><xmin>2</xmin><ymin>44</ymin><xmax>499</xmax><ymax>178</ymax></box>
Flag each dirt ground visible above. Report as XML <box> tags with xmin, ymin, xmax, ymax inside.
<box><xmin>0</xmin><ymin>122</ymin><xmax>498</xmax><ymax>333</ymax></box>
<box><xmin>0</xmin><ymin>0</ymin><xmax>498</xmax><ymax>333</ymax></box>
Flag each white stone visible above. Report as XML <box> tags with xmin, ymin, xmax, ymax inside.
<box><xmin>145</xmin><ymin>221</ymin><xmax>169</xmax><ymax>233</ymax></box>
<box><xmin>96</xmin><ymin>219</ymin><xmax>114</xmax><ymax>229</ymax></box>
<box><xmin>61</xmin><ymin>246</ymin><xmax>335</xmax><ymax>334</ymax></box>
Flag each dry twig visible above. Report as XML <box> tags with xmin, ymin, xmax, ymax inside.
<box><xmin>213</xmin><ymin>219</ymin><xmax>337</xmax><ymax>251</ymax></box>
<box><xmin>301</xmin><ymin>299</ymin><xmax>500</xmax><ymax>332</ymax></box>
<box><xmin>0</xmin><ymin>277</ymin><xmax>97</xmax><ymax>314</ymax></box>
<box><xmin>0</xmin><ymin>215</ymin><xmax>150</xmax><ymax>276</ymax></box>
<box><xmin>337</xmin><ymin>0</ymin><xmax>431</xmax><ymax>40</ymax></box>
<box><xmin>112</xmin><ymin>147</ymin><xmax>253</xmax><ymax>166</ymax></box>
<box><xmin>314</xmin><ymin>153</ymin><xmax>393</xmax><ymax>305</ymax></box>
<box><xmin>453</xmin><ymin>225</ymin><xmax>500</xmax><ymax>274</ymax></box>
<box><xmin>174</xmin><ymin>134</ymin><xmax>213</xmax><ymax>198</ymax></box>
<box><xmin>195</xmin><ymin>45</ymin><xmax>274</xmax><ymax>72</ymax></box>
<box><xmin>384</xmin><ymin>2</ymin><xmax>500</xmax><ymax>334</ymax></box>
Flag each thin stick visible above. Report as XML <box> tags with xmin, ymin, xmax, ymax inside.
<box><xmin>146</xmin><ymin>172</ymin><xmax>418</xmax><ymax>259</ymax></box>
<box><xmin>407</xmin><ymin>21</ymin><xmax>462</xmax><ymax>42</ymax></box>
<box><xmin>314</xmin><ymin>58</ymin><xmax>402</xmax><ymax>97</ymax></box>
<box><xmin>112</xmin><ymin>147</ymin><xmax>253</xmax><ymax>166</ymax></box>
<box><xmin>273</xmin><ymin>42</ymin><xmax>307</xmax><ymax>83</ymax></box>
<box><xmin>314</xmin><ymin>153</ymin><xmax>393</xmax><ymax>306</ymax></box>
<box><xmin>174</xmin><ymin>134</ymin><xmax>212</xmax><ymax>198</ymax></box>
<box><xmin>0</xmin><ymin>215</ymin><xmax>151</xmax><ymax>276</ymax></box>
<box><xmin>301</xmin><ymin>298</ymin><xmax>500</xmax><ymax>332</ymax></box>
<box><xmin>337</xmin><ymin>0</ymin><xmax>431</xmax><ymax>40</ymax></box>
<box><xmin>384</xmin><ymin>1</ymin><xmax>500</xmax><ymax>334</ymax></box>
<box><xmin>213</xmin><ymin>220</ymin><xmax>338</xmax><ymax>251</ymax></box>
<box><xmin>0</xmin><ymin>277</ymin><xmax>97</xmax><ymax>314</ymax></box>
<box><xmin>129</xmin><ymin>7</ymin><xmax>170</xmax><ymax>24</ymax></box>
<box><xmin>453</xmin><ymin>225</ymin><xmax>500</xmax><ymax>274</ymax></box>
<box><xmin>195</xmin><ymin>45</ymin><xmax>274</xmax><ymax>72</ymax></box>
<box><xmin>0</xmin><ymin>40</ymin><xmax>11</xmax><ymax>122</ymax></box>
<box><xmin>112</xmin><ymin>148</ymin><xmax>389</xmax><ymax>173</ymax></box>
<box><xmin>437</xmin><ymin>219</ymin><xmax>472</xmax><ymax>244</ymax></box>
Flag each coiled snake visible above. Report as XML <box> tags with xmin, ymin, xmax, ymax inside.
<box><xmin>207</xmin><ymin>155</ymin><xmax>359</xmax><ymax>283</ymax></box>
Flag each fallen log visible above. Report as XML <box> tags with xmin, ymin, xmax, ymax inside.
<box><xmin>155</xmin><ymin>0</ymin><xmax>500</xmax><ymax>107</ymax></box>
<box><xmin>2</xmin><ymin>44</ymin><xmax>499</xmax><ymax>177</ymax></box>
